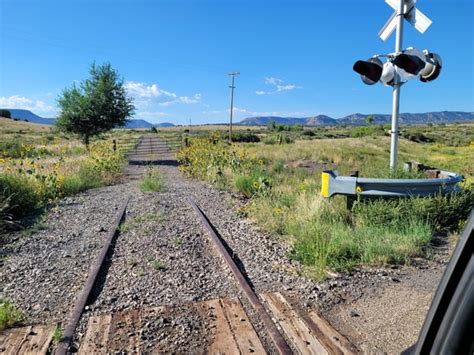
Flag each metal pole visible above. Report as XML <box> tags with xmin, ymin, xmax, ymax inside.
<box><xmin>390</xmin><ymin>0</ymin><xmax>404</xmax><ymax>169</ymax></box>
<box><xmin>227</xmin><ymin>72</ymin><xmax>239</xmax><ymax>142</ymax></box>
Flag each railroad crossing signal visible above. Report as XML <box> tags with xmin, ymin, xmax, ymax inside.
<box><xmin>353</xmin><ymin>48</ymin><xmax>442</xmax><ymax>86</ymax></box>
<box><xmin>352</xmin><ymin>0</ymin><xmax>439</xmax><ymax>169</ymax></box>
<box><xmin>379</xmin><ymin>0</ymin><xmax>432</xmax><ymax>41</ymax></box>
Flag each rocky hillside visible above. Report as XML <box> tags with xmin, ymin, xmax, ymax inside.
<box><xmin>239</xmin><ymin>111</ymin><xmax>474</xmax><ymax>126</ymax></box>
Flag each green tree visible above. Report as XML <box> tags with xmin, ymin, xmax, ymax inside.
<box><xmin>0</xmin><ymin>109</ymin><xmax>11</xmax><ymax>118</ymax></box>
<box><xmin>365</xmin><ymin>115</ymin><xmax>375</xmax><ymax>125</ymax></box>
<box><xmin>56</xmin><ymin>63</ymin><xmax>134</xmax><ymax>146</ymax></box>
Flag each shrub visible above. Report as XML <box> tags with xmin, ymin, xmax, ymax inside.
<box><xmin>302</xmin><ymin>130</ymin><xmax>316</xmax><ymax>137</ymax></box>
<box><xmin>0</xmin><ymin>194</ymin><xmax>14</xmax><ymax>232</ymax></box>
<box><xmin>231</xmin><ymin>132</ymin><xmax>260</xmax><ymax>143</ymax></box>
<box><xmin>402</xmin><ymin>131</ymin><xmax>433</xmax><ymax>143</ymax></box>
<box><xmin>178</xmin><ymin>132</ymin><xmax>256</xmax><ymax>184</ymax></box>
<box><xmin>263</xmin><ymin>134</ymin><xmax>293</xmax><ymax>145</ymax></box>
<box><xmin>0</xmin><ymin>109</ymin><xmax>11</xmax><ymax>118</ymax></box>
<box><xmin>0</xmin><ymin>174</ymin><xmax>41</xmax><ymax>220</ymax></box>
<box><xmin>350</xmin><ymin>125</ymin><xmax>385</xmax><ymax>138</ymax></box>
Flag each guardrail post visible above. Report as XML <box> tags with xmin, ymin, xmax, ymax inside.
<box><xmin>346</xmin><ymin>170</ymin><xmax>359</xmax><ymax>210</ymax></box>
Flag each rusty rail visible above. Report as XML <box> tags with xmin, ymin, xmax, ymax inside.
<box><xmin>55</xmin><ymin>196</ymin><xmax>130</xmax><ymax>355</ymax></box>
<box><xmin>187</xmin><ymin>198</ymin><xmax>292</xmax><ymax>355</ymax></box>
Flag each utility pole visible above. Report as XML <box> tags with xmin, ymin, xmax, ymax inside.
<box><xmin>389</xmin><ymin>0</ymin><xmax>404</xmax><ymax>169</ymax></box>
<box><xmin>227</xmin><ymin>72</ymin><xmax>239</xmax><ymax>142</ymax></box>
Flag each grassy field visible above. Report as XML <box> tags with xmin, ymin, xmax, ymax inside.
<box><xmin>0</xmin><ymin>117</ymin><xmax>142</xmax><ymax>231</ymax></box>
<box><xmin>2</xmin><ymin>117</ymin><xmax>473</xmax><ymax>277</ymax></box>
<box><xmin>178</xmin><ymin>123</ymin><xmax>474</xmax><ymax>278</ymax></box>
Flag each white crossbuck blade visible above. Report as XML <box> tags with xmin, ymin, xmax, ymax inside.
<box><xmin>379</xmin><ymin>0</ymin><xmax>432</xmax><ymax>41</ymax></box>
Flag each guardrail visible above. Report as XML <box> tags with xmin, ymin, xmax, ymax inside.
<box><xmin>321</xmin><ymin>169</ymin><xmax>463</xmax><ymax>198</ymax></box>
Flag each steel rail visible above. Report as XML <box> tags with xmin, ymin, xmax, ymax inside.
<box><xmin>187</xmin><ymin>198</ymin><xmax>292</xmax><ymax>355</ymax></box>
<box><xmin>55</xmin><ymin>196</ymin><xmax>130</xmax><ymax>355</ymax></box>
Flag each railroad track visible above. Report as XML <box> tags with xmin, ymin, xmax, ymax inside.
<box><xmin>1</xmin><ymin>199</ymin><xmax>355</xmax><ymax>354</ymax></box>
<box><xmin>122</xmin><ymin>135</ymin><xmax>180</xmax><ymax>181</ymax></box>
<box><xmin>125</xmin><ymin>135</ymin><xmax>181</xmax><ymax>166</ymax></box>
<box><xmin>1</xmin><ymin>137</ymin><xmax>356</xmax><ymax>354</ymax></box>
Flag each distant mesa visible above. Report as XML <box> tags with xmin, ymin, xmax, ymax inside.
<box><xmin>125</xmin><ymin>120</ymin><xmax>175</xmax><ymax>128</ymax></box>
<box><xmin>0</xmin><ymin>109</ymin><xmax>175</xmax><ymax>128</ymax></box>
<box><xmin>239</xmin><ymin>111</ymin><xmax>474</xmax><ymax>126</ymax></box>
<box><xmin>1</xmin><ymin>108</ymin><xmax>472</xmax><ymax>127</ymax></box>
<box><xmin>2</xmin><ymin>109</ymin><xmax>55</xmax><ymax>125</ymax></box>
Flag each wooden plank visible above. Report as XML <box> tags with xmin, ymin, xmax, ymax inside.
<box><xmin>262</xmin><ymin>293</ymin><xmax>328</xmax><ymax>355</ymax></box>
<box><xmin>305</xmin><ymin>310</ymin><xmax>356</xmax><ymax>354</ymax></box>
<box><xmin>18</xmin><ymin>325</ymin><xmax>55</xmax><ymax>355</ymax></box>
<box><xmin>78</xmin><ymin>314</ymin><xmax>112</xmax><ymax>354</ymax></box>
<box><xmin>270</xmin><ymin>293</ymin><xmax>356</xmax><ymax>354</ymax></box>
<box><xmin>207</xmin><ymin>299</ymin><xmax>241</xmax><ymax>355</ymax></box>
<box><xmin>220</xmin><ymin>298</ymin><xmax>266</xmax><ymax>354</ymax></box>
<box><xmin>0</xmin><ymin>327</ymin><xmax>30</xmax><ymax>354</ymax></box>
<box><xmin>0</xmin><ymin>325</ymin><xmax>54</xmax><ymax>355</ymax></box>
<box><xmin>106</xmin><ymin>310</ymin><xmax>141</xmax><ymax>354</ymax></box>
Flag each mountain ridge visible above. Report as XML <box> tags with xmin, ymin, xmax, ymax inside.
<box><xmin>240</xmin><ymin>111</ymin><xmax>474</xmax><ymax>126</ymax></box>
<box><xmin>1</xmin><ymin>109</ymin><xmax>473</xmax><ymax>127</ymax></box>
<box><xmin>0</xmin><ymin>109</ymin><xmax>175</xmax><ymax>128</ymax></box>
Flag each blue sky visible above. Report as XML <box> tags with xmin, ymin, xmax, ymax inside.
<box><xmin>0</xmin><ymin>0</ymin><xmax>473</xmax><ymax>125</ymax></box>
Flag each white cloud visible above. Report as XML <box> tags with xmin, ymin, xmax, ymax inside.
<box><xmin>264</xmin><ymin>77</ymin><xmax>283</xmax><ymax>85</ymax></box>
<box><xmin>202</xmin><ymin>110</ymin><xmax>222</xmax><ymax>115</ymax></box>
<box><xmin>124</xmin><ymin>81</ymin><xmax>201</xmax><ymax>107</ymax></box>
<box><xmin>256</xmin><ymin>77</ymin><xmax>302</xmax><ymax>95</ymax></box>
<box><xmin>232</xmin><ymin>107</ymin><xmax>311</xmax><ymax>118</ymax></box>
<box><xmin>276</xmin><ymin>84</ymin><xmax>298</xmax><ymax>92</ymax></box>
<box><xmin>0</xmin><ymin>95</ymin><xmax>57</xmax><ymax>115</ymax></box>
<box><xmin>178</xmin><ymin>93</ymin><xmax>201</xmax><ymax>105</ymax></box>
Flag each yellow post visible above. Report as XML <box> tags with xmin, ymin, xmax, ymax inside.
<box><xmin>321</xmin><ymin>172</ymin><xmax>330</xmax><ymax>198</ymax></box>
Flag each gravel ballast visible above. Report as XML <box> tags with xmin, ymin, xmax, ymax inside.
<box><xmin>1</xmin><ymin>184</ymin><xmax>131</xmax><ymax>324</ymax></box>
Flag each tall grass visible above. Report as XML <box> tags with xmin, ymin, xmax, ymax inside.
<box><xmin>258</xmin><ymin>193</ymin><xmax>434</xmax><ymax>276</ymax></box>
<box><xmin>61</xmin><ymin>162</ymin><xmax>103</xmax><ymax>195</ymax></box>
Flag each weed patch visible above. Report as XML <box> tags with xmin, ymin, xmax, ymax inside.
<box><xmin>52</xmin><ymin>325</ymin><xmax>62</xmax><ymax>344</ymax></box>
<box><xmin>140</xmin><ymin>168</ymin><xmax>166</xmax><ymax>193</ymax></box>
<box><xmin>0</xmin><ymin>299</ymin><xmax>22</xmax><ymax>330</ymax></box>
<box><xmin>149</xmin><ymin>259</ymin><xmax>165</xmax><ymax>270</ymax></box>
